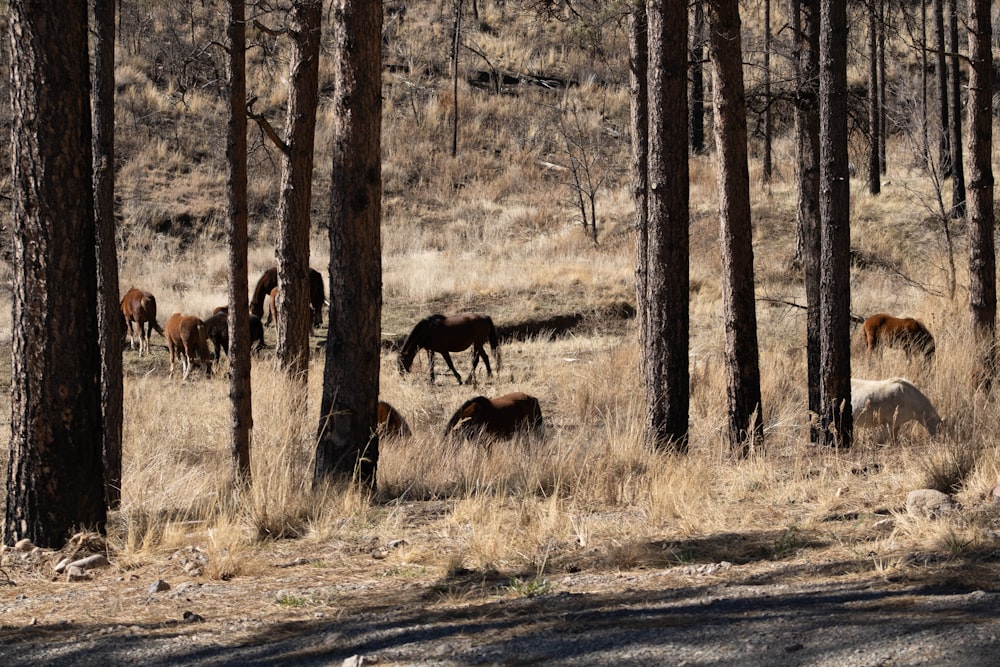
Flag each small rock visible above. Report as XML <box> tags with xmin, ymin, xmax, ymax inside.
<box><xmin>13</xmin><ymin>539</ymin><xmax>34</xmax><ymax>552</ymax></box>
<box><xmin>873</xmin><ymin>518</ymin><xmax>895</xmax><ymax>531</ymax></box>
<box><xmin>68</xmin><ymin>554</ymin><xmax>110</xmax><ymax>571</ymax></box>
<box><xmin>182</xmin><ymin>610</ymin><xmax>205</xmax><ymax>623</ymax></box>
<box><xmin>906</xmin><ymin>489</ymin><xmax>959</xmax><ymax>518</ymax></box>
<box><xmin>66</xmin><ymin>566</ymin><xmax>93</xmax><ymax>582</ymax></box>
<box><xmin>148</xmin><ymin>579</ymin><xmax>171</xmax><ymax>594</ymax></box>
<box><xmin>54</xmin><ymin>558</ymin><xmax>71</xmax><ymax>574</ymax></box>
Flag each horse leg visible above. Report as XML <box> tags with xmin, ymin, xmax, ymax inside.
<box><xmin>477</xmin><ymin>343</ymin><xmax>493</xmax><ymax>378</ymax></box>
<box><xmin>441</xmin><ymin>351</ymin><xmax>463</xmax><ymax>384</ymax></box>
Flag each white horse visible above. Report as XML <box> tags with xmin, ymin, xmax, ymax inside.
<box><xmin>851</xmin><ymin>377</ymin><xmax>942</xmax><ymax>442</ymax></box>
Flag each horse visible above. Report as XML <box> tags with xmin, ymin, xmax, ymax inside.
<box><xmin>861</xmin><ymin>313</ymin><xmax>935</xmax><ymax>362</ymax></box>
<box><xmin>443</xmin><ymin>392</ymin><xmax>543</xmax><ymax>441</ymax></box>
<box><xmin>265</xmin><ymin>286</ymin><xmax>278</xmax><ymax>326</ymax></box>
<box><xmin>251</xmin><ymin>266</ymin><xmax>326</xmax><ymax>328</ymax></box>
<box><xmin>203</xmin><ymin>310</ymin><xmax>265</xmax><ymax>361</ymax></box>
<box><xmin>164</xmin><ymin>313</ymin><xmax>213</xmax><ymax>379</ymax></box>
<box><xmin>377</xmin><ymin>401</ymin><xmax>412</xmax><ymax>440</ymax></box>
<box><xmin>851</xmin><ymin>377</ymin><xmax>942</xmax><ymax>443</ymax></box>
<box><xmin>397</xmin><ymin>313</ymin><xmax>500</xmax><ymax>385</ymax></box>
<box><xmin>120</xmin><ymin>287</ymin><xmax>164</xmax><ymax>356</ymax></box>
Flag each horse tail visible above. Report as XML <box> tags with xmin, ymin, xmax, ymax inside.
<box><xmin>488</xmin><ymin>317</ymin><xmax>501</xmax><ymax>371</ymax></box>
<box><xmin>151</xmin><ymin>319</ymin><xmax>164</xmax><ymax>336</ymax></box>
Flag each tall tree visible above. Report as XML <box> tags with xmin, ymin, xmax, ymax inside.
<box><xmin>629</xmin><ymin>1</ymin><xmax>648</xmax><ymax>345</ymax></box>
<box><xmin>933</xmin><ymin>0</ymin><xmax>950</xmax><ymax>177</ymax></box>
<box><xmin>790</xmin><ymin>0</ymin><xmax>822</xmax><ymax>442</ymax></box>
<box><xmin>92</xmin><ymin>0</ymin><xmax>122</xmax><ymax>509</ymax></box>
<box><xmin>818</xmin><ymin>0</ymin><xmax>852</xmax><ymax>447</ymax></box>
<box><xmin>315</xmin><ymin>0</ymin><xmax>383</xmax><ymax>488</ymax></box>
<box><xmin>708</xmin><ymin>0</ymin><xmax>763</xmax><ymax>453</ymax></box>
<box><xmin>276</xmin><ymin>0</ymin><xmax>322</xmax><ymax>379</ymax></box>
<box><xmin>642</xmin><ymin>0</ymin><xmax>689</xmax><ymax>450</ymax></box>
<box><xmin>867</xmin><ymin>0</ymin><xmax>880</xmax><ymax>195</ymax></box>
<box><xmin>5</xmin><ymin>0</ymin><xmax>106</xmax><ymax>547</ymax></box>
<box><xmin>227</xmin><ymin>0</ymin><xmax>253</xmax><ymax>484</ymax></box>
<box><xmin>967</xmin><ymin>0</ymin><xmax>995</xmax><ymax>381</ymax></box>
<box><xmin>946</xmin><ymin>0</ymin><xmax>965</xmax><ymax>218</ymax></box>
<box><xmin>762</xmin><ymin>0</ymin><xmax>773</xmax><ymax>185</ymax></box>
<box><xmin>689</xmin><ymin>0</ymin><xmax>705</xmax><ymax>154</ymax></box>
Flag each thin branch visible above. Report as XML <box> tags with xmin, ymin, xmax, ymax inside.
<box><xmin>246</xmin><ymin>94</ymin><xmax>290</xmax><ymax>156</ymax></box>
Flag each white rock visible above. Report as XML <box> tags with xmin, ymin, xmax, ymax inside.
<box><xmin>906</xmin><ymin>489</ymin><xmax>959</xmax><ymax>518</ymax></box>
<box><xmin>68</xmin><ymin>554</ymin><xmax>110</xmax><ymax>571</ymax></box>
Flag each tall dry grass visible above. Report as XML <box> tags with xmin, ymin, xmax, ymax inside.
<box><xmin>1</xmin><ymin>1</ymin><xmax>998</xmax><ymax>583</ymax></box>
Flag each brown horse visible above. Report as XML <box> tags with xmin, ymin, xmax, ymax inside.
<box><xmin>377</xmin><ymin>401</ymin><xmax>412</xmax><ymax>439</ymax></box>
<box><xmin>265</xmin><ymin>286</ymin><xmax>279</xmax><ymax>326</ymax></box>
<box><xmin>862</xmin><ymin>313</ymin><xmax>935</xmax><ymax>362</ymax></box>
<box><xmin>203</xmin><ymin>310</ymin><xmax>265</xmax><ymax>361</ymax></box>
<box><xmin>397</xmin><ymin>313</ymin><xmax>500</xmax><ymax>384</ymax></box>
<box><xmin>164</xmin><ymin>313</ymin><xmax>213</xmax><ymax>379</ymax></box>
<box><xmin>120</xmin><ymin>287</ymin><xmax>164</xmax><ymax>356</ymax></box>
<box><xmin>251</xmin><ymin>266</ymin><xmax>326</xmax><ymax>328</ymax></box>
<box><xmin>443</xmin><ymin>392</ymin><xmax>543</xmax><ymax>440</ymax></box>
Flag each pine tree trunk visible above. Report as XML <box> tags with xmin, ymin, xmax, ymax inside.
<box><xmin>819</xmin><ymin>0</ymin><xmax>853</xmax><ymax>447</ymax></box>
<box><xmin>867</xmin><ymin>0</ymin><xmax>880</xmax><ymax>195</ymax></box>
<box><xmin>934</xmin><ymin>0</ymin><xmax>950</xmax><ymax>177</ymax></box>
<box><xmin>689</xmin><ymin>1</ymin><xmax>705</xmax><ymax>154</ymax></box>
<box><xmin>947</xmin><ymin>0</ymin><xmax>965</xmax><ymax>218</ymax></box>
<box><xmin>93</xmin><ymin>0</ymin><xmax>123</xmax><ymax>509</ymax></box>
<box><xmin>629</xmin><ymin>1</ymin><xmax>648</xmax><ymax>362</ymax></box>
<box><xmin>277</xmin><ymin>0</ymin><xmax>322</xmax><ymax>380</ymax></box>
<box><xmin>643</xmin><ymin>0</ymin><xmax>690</xmax><ymax>451</ymax></box>
<box><xmin>227</xmin><ymin>0</ymin><xmax>252</xmax><ymax>484</ymax></box>
<box><xmin>316</xmin><ymin>0</ymin><xmax>383</xmax><ymax>488</ymax></box>
<box><xmin>966</xmin><ymin>0</ymin><xmax>995</xmax><ymax>379</ymax></box>
<box><xmin>708</xmin><ymin>0</ymin><xmax>763</xmax><ymax>453</ymax></box>
<box><xmin>5</xmin><ymin>0</ymin><xmax>106</xmax><ymax>547</ymax></box>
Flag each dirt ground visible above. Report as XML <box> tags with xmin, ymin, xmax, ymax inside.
<box><xmin>3</xmin><ymin>501</ymin><xmax>1000</xmax><ymax>666</ymax></box>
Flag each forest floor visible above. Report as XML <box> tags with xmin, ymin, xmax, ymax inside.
<box><xmin>2</xmin><ymin>499</ymin><xmax>1000</xmax><ymax>667</ymax></box>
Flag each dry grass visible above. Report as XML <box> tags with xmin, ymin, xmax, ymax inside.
<box><xmin>2</xmin><ymin>0</ymin><xmax>1000</xmax><ymax>634</ymax></box>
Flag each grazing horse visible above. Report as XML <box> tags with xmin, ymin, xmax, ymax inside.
<box><xmin>164</xmin><ymin>313</ymin><xmax>213</xmax><ymax>379</ymax></box>
<box><xmin>120</xmin><ymin>287</ymin><xmax>164</xmax><ymax>356</ymax></box>
<box><xmin>251</xmin><ymin>266</ymin><xmax>326</xmax><ymax>328</ymax></box>
<box><xmin>377</xmin><ymin>401</ymin><xmax>412</xmax><ymax>440</ymax></box>
<box><xmin>862</xmin><ymin>313</ymin><xmax>935</xmax><ymax>362</ymax></box>
<box><xmin>444</xmin><ymin>392</ymin><xmax>543</xmax><ymax>440</ymax></box>
<box><xmin>398</xmin><ymin>313</ymin><xmax>500</xmax><ymax>384</ymax></box>
<box><xmin>852</xmin><ymin>377</ymin><xmax>942</xmax><ymax>443</ymax></box>
<box><xmin>203</xmin><ymin>310</ymin><xmax>265</xmax><ymax>361</ymax></box>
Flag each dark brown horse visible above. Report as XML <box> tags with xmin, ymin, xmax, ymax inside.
<box><xmin>862</xmin><ymin>313</ymin><xmax>935</xmax><ymax>361</ymax></box>
<box><xmin>120</xmin><ymin>287</ymin><xmax>164</xmax><ymax>356</ymax></box>
<box><xmin>164</xmin><ymin>313</ymin><xmax>213</xmax><ymax>379</ymax></box>
<box><xmin>377</xmin><ymin>401</ymin><xmax>412</xmax><ymax>439</ymax></box>
<box><xmin>397</xmin><ymin>313</ymin><xmax>500</xmax><ymax>384</ymax></box>
<box><xmin>443</xmin><ymin>392</ymin><xmax>543</xmax><ymax>440</ymax></box>
<box><xmin>204</xmin><ymin>310</ymin><xmax>265</xmax><ymax>361</ymax></box>
<box><xmin>251</xmin><ymin>266</ymin><xmax>326</xmax><ymax>328</ymax></box>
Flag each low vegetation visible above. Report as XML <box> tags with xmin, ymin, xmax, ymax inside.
<box><xmin>1</xmin><ymin>0</ymin><xmax>999</xmax><ymax>630</ymax></box>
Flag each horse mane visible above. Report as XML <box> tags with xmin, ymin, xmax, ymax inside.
<box><xmin>399</xmin><ymin>314</ymin><xmax>445</xmax><ymax>358</ymax></box>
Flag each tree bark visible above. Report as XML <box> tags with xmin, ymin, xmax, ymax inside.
<box><xmin>629</xmin><ymin>1</ymin><xmax>648</xmax><ymax>356</ymax></box>
<box><xmin>933</xmin><ymin>0</ymin><xmax>950</xmax><ymax>177</ymax></box>
<box><xmin>762</xmin><ymin>0</ymin><xmax>773</xmax><ymax>185</ymax></box>
<box><xmin>867</xmin><ymin>0</ymin><xmax>880</xmax><ymax>195</ymax></box>
<box><xmin>818</xmin><ymin>0</ymin><xmax>853</xmax><ymax>447</ymax></box>
<box><xmin>227</xmin><ymin>0</ymin><xmax>253</xmax><ymax>485</ymax></box>
<box><xmin>966</xmin><ymin>0</ymin><xmax>995</xmax><ymax>379</ymax></box>
<box><xmin>708</xmin><ymin>0</ymin><xmax>763</xmax><ymax>453</ymax></box>
<box><xmin>642</xmin><ymin>0</ymin><xmax>689</xmax><ymax>451</ymax></box>
<box><xmin>5</xmin><ymin>0</ymin><xmax>106</xmax><ymax>547</ymax></box>
<box><xmin>93</xmin><ymin>0</ymin><xmax>122</xmax><ymax>509</ymax></box>
<box><xmin>689</xmin><ymin>1</ymin><xmax>705</xmax><ymax>154</ymax></box>
<box><xmin>946</xmin><ymin>0</ymin><xmax>965</xmax><ymax>218</ymax></box>
<box><xmin>315</xmin><ymin>0</ymin><xmax>383</xmax><ymax>488</ymax></box>
<box><xmin>276</xmin><ymin>0</ymin><xmax>322</xmax><ymax>380</ymax></box>
<box><xmin>790</xmin><ymin>0</ymin><xmax>822</xmax><ymax>443</ymax></box>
